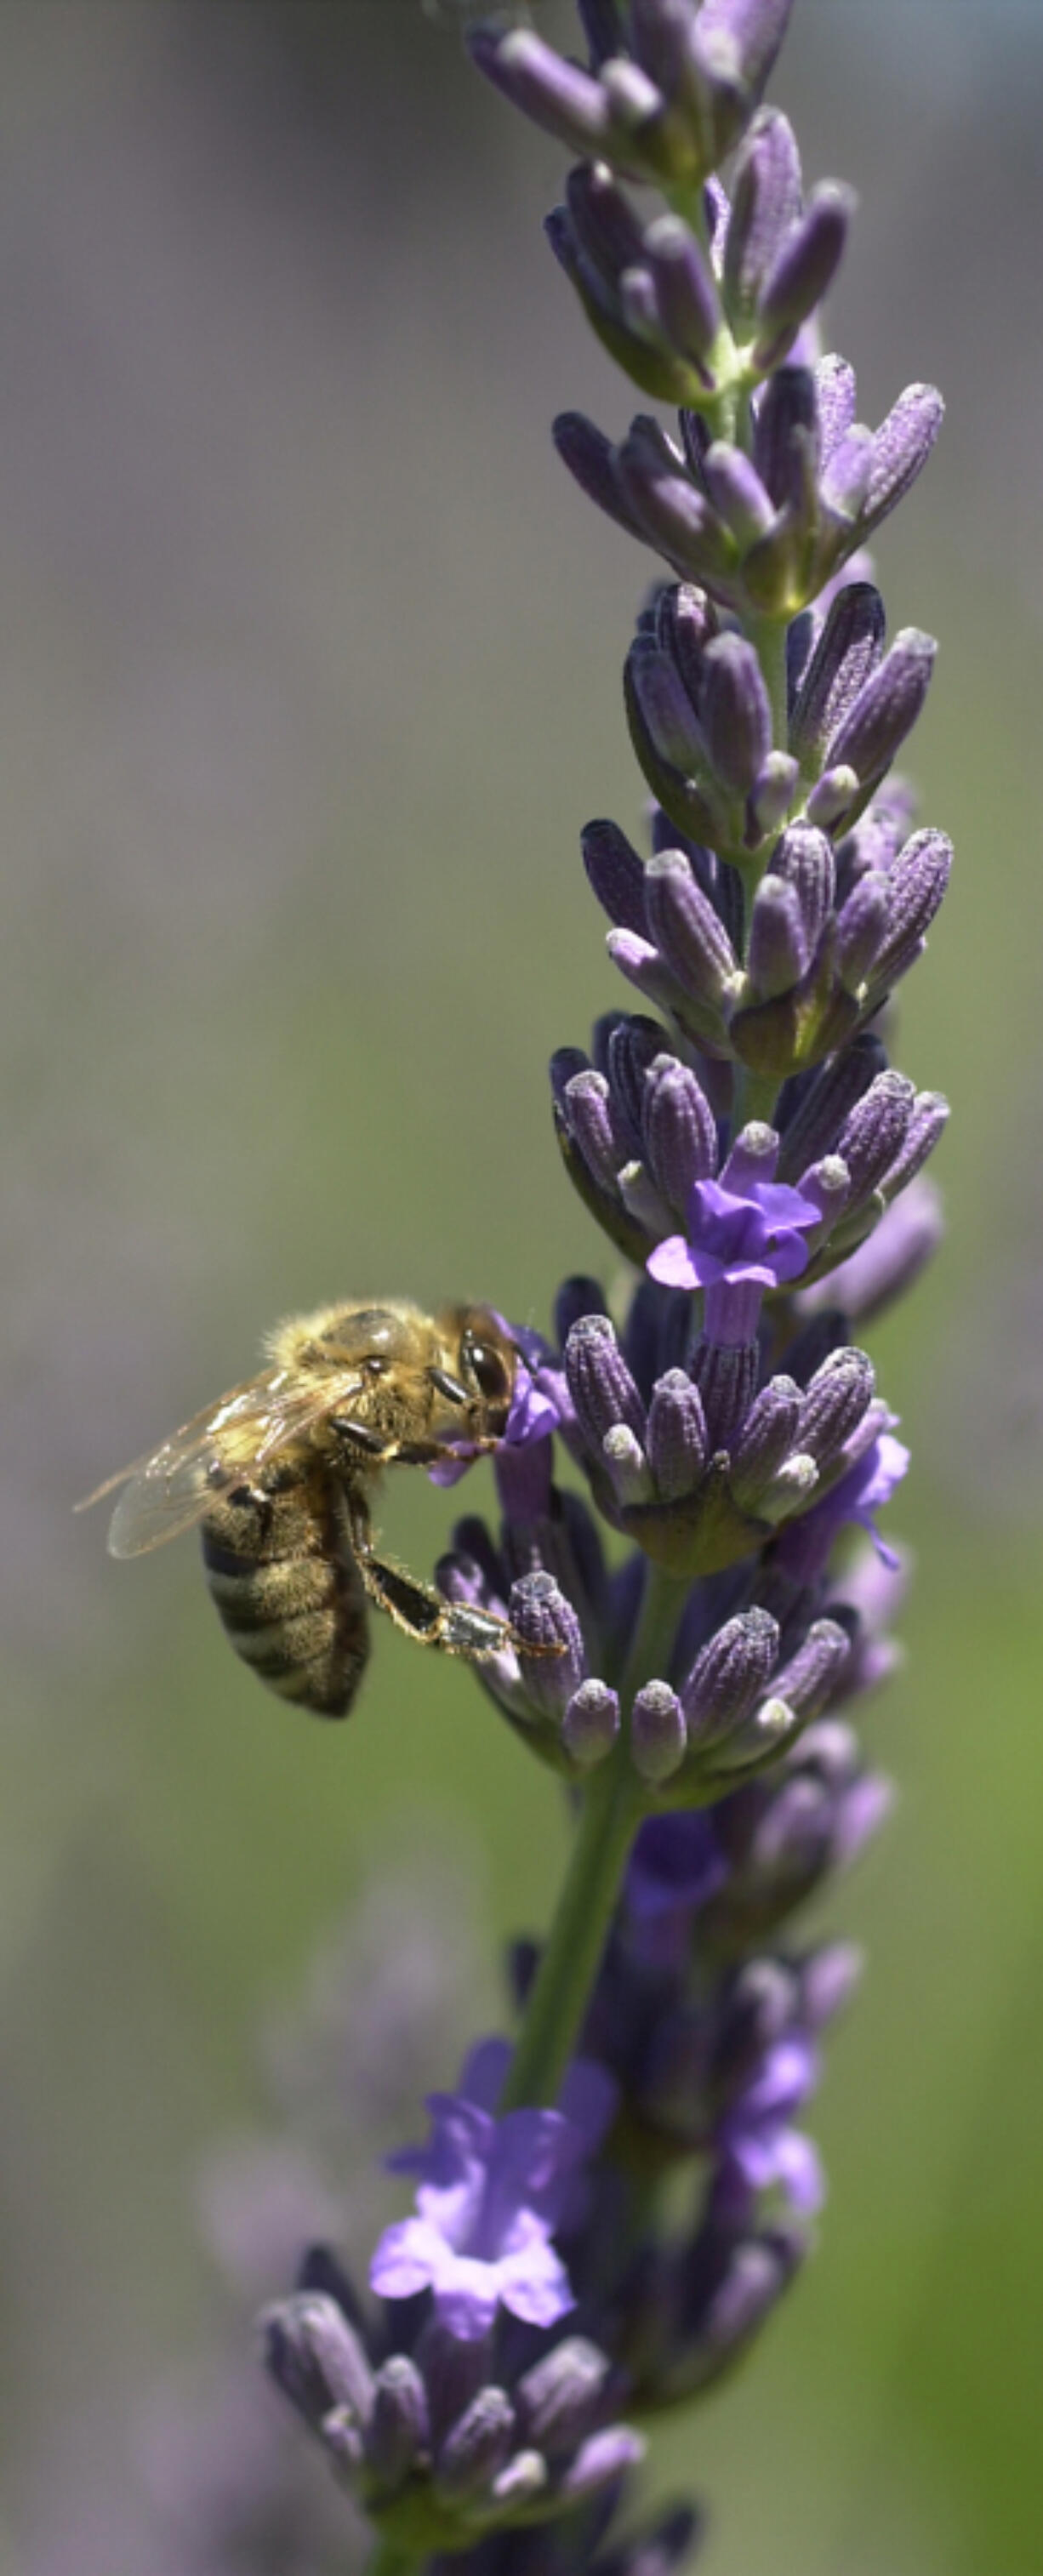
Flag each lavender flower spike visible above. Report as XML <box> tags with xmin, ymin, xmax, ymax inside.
<box><xmin>257</xmin><ymin>7</ymin><xmax>955</xmax><ymax>2566</ymax></box>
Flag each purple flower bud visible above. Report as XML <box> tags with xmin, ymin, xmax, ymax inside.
<box><xmin>797</xmin><ymin>1154</ymin><xmax>851</xmax><ymax>1235</ymax></box>
<box><xmin>552</xmin><ymin>410</ymin><xmax>648</xmax><ymax>544</ymax></box>
<box><xmin>664</xmin><ymin>2220</ymin><xmax>805</xmax><ymax>2397</ymax></box>
<box><xmin>627</xmin><ymin>0</ymin><xmax>697</xmax><ymax>92</ymax></box>
<box><xmin>721</xmin><ymin>1120</ymin><xmax>778</xmax><ymax>1192</ymax></box>
<box><xmin>510</xmin><ymin>1570</ymin><xmax>586</xmax><ymax>1715</ymax></box>
<box><xmin>869</xmin><ymin>827</ymin><xmax>953</xmax><ymax>991</ymax></box>
<box><xmin>770</xmin><ymin>821</ymin><xmax>835</xmax><ymax>951</ymax></box>
<box><xmin>644</xmin><ymin>849</ymin><xmax>739</xmax><ymax>1000</ymax></box>
<box><xmin>835</xmin><ymin>1070</ymin><xmax>915</xmax><ymax>1205</ymax></box>
<box><xmin>752</xmin><ymin>363</ymin><xmax>818</xmax><ymax>509</ymax></box>
<box><xmin>563</xmin><ymin>1069</ymin><xmax>622</xmax><ymax>1196</ymax></box>
<box><xmin>263</xmin><ymin>2292</ymin><xmax>374</xmax><ymax>2431</ymax></box>
<box><xmin>701</xmin><ymin>631</ymin><xmax>773</xmax><ymax>793</ymax></box>
<box><xmin>469</xmin><ymin>28</ymin><xmax>611</xmax><ymax>157</ymax></box>
<box><xmin>749</xmin><ymin>747</ymin><xmax>800</xmax><ymax>834</ymax></box>
<box><xmin>549</xmin><ymin>211</ymin><xmax>700</xmax><ymax>407</ymax></box>
<box><xmin>881</xmin><ymin>1089</ymin><xmax>949</xmax><ymax>1195</ymax></box>
<box><xmin>697</xmin><ymin>0</ymin><xmax>795</xmax><ymax>109</ymax></box>
<box><xmin>550</xmin><ymin>1044</ymin><xmax>593</xmax><ymax>1109</ymax></box>
<box><xmin>837</xmin><ymin>775</ymin><xmax>917</xmax><ymax>883</ymax></box>
<box><xmin>692</xmin><ymin>1336</ymin><xmax>759</xmax><ymax>1449</ymax></box>
<box><xmin>728</xmin><ymin>1372</ymin><xmax>802</xmax><ymax>1507</ymax></box>
<box><xmin>756</xmin><ymin>1450</ymin><xmax>818</xmax><ymax>1523</ymax></box>
<box><xmin>805</xmin><ymin>761</ymin><xmax>860</xmax><ymax>829</ymax></box>
<box><xmin>561</xmin><ymin>2423</ymin><xmax>646</xmax><ymax>2497</ymax></box>
<box><xmin>703</xmin><ymin>439</ymin><xmax>775</xmax><ymax>545</ymax></box>
<box><xmin>834</xmin><ymin>869</ymin><xmax>890</xmax><ymax>989</ymax></box>
<box><xmin>789</xmin><ymin>583</ymin><xmax>886</xmax><ymax>767</ymax></box>
<box><xmin>660</xmin><ymin>576</ymin><xmax>720</xmax><ymax>700</ymax></box>
<box><xmin>775</xmin><ymin>1425</ymin><xmax>909</xmax><ymax>1580</ymax></box>
<box><xmin>600</xmin><ymin>56</ymin><xmax>665</xmax><ymax>139</ymax></box>
<box><xmin>643</xmin><ymin>1057</ymin><xmax>721</xmax><ymax>1211</ymax></box>
<box><xmin>820</xmin><ymin>423</ymin><xmax>874</xmax><ymax>522</ymax></box>
<box><xmin>723</xmin><ymin>105</ymin><xmax>803</xmax><ymax>329</ymax></box>
<box><xmin>619</xmin><ymin>260</ymin><xmax>675</xmax><ymax>351</ymax></box>
<box><xmin>753</xmin><ymin>181</ymin><xmax>854</xmax><ymax>371</ymax></box>
<box><xmin>603</xmin><ymin>1420</ymin><xmax>657</xmax><ymax>1507</ymax></box>
<box><xmin>797</xmin><ymin>1348</ymin><xmax>875</xmax><ymax>1468</ymax></box>
<box><xmin>682</xmin><ymin>1605</ymin><xmax>779</xmax><ymax>1746</ymax></box>
<box><xmin>647</xmin><ymin>1367</ymin><xmax>710</xmax><ymax>1500</ymax></box>
<box><xmin>405</xmin><ymin>2316</ymin><xmax>491</xmax><ymax>2454</ymax></box>
<box><xmin>606</xmin><ymin>1012</ymin><xmax>667</xmax><ymax>1153</ymax></box>
<box><xmin>710</xmin><ymin>1691</ymin><xmax>796</xmax><ymax>1770</ymax></box>
<box><xmin>567</xmin><ymin>1313</ymin><xmax>647</xmax><ymax>1450</ymax></box>
<box><xmin>366</xmin><ymin>2356</ymin><xmax>430</xmax><ymax>2488</ymax></box>
<box><xmin>644</xmin><ymin>213</ymin><xmax>721</xmax><ymax>373</ymax></box>
<box><xmin>607</xmin><ymin>929</ymin><xmax>704</xmax><ymax>1036</ymax></box>
<box><xmin>746</xmin><ymin>873</ymin><xmax>808</xmax><ymax>996</ymax></box>
<box><xmin>801</xmin><ymin>1938</ymin><xmax>864</xmax><ymax>2029</ymax></box>
<box><xmin>800</xmin><ymin>1175</ymin><xmax>942</xmax><ymax>1325</ymax></box>
<box><xmin>632</xmin><ymin>1678</ymin><xmax>688</xmax><ymax>1782</ymax></box>
<box><xmin>617</xmin><ymin>425</ymin><xmax>731</xmax><ymax>578</ymax></box>
<box><xmin>436</xmin><ymin>2385</ymin><xmax>516</xmax><ymax>2502</ymax></box>
<box><xmin>582</xmin><ymin>816</ymin><xmax>650</xmax><ymax>936</ymax></box>
<box><xmin>562</xmin><ymin>1677</ymin><xmax>620</xmax><ymax>1768</ymax></box>
<box><xmin>862</xmin><ymin>381</ymin><xmax>944</xmax><ymax>540</ymax></box>
<box><xmin>489</xmin><ymin>2450</ymin><xmax>548</xmax><ymax>2510</ymax></box>
<box><xmin>566</xmin><ymin>159</ymin><xmax>647</xmax><ymax>284</ymax></box>
<box><xmin>627</xmin><ymin>634</ymin><xmax>704</xmax><ymax>773</ymax></box>
<box><xmin>770</xmin><ymin>1616</ymin><xmax>852</xmax><ymax>1718</ymax></box>
<box><xmin>825</xmin><ymin>627</ymin><xmax>937</xmax><ymax>789</ymax></box>
<box><xmin>707</xmin><ymin>1721</ymin><xmax>892</xmax><ymax>1941</ymax></box>
<box><xmin>775</xmin><ymin>1029</ymin><xmax>885</xmax><ymax>1178</ymax></box>
<box><xmin>514</xmin><ymin>2336</ymin><xmax>612</xmax><ymax>2458</ymax></box>
<box><xmin>815</xmin><ymin>350</ymin><xmax>856</xmax><ymax>455</ymax></box>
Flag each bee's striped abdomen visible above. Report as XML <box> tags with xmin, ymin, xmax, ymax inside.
<box><xmin>200</xmin><ymin>1468</ymin><xmax>368</xmax><ymax>1718</ymax></box>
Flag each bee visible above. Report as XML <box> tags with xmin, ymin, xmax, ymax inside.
<box><xmin>78</xmin><ymin>1301</ymin><xmax>540</xmax><ymax>1719</ymax></box>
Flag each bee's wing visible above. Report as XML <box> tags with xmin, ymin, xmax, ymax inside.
<box><xmin>77</xmin><ymin>1364</ymin><xmax>369</xmax><ymax>1559</ymax></box>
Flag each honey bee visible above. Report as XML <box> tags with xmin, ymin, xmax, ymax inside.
<box><xmin>78</xmin><ymin>1301</ymin><xmax>539</xmax><ymax>1718</ymax></box>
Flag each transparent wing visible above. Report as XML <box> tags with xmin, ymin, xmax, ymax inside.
<box><xmin>77</xmin><ymin>1363</ymin><xmax>367</xmax><ymax>1560</ymax></box>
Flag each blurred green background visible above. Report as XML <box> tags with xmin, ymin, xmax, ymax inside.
<box><xmin>3</xmin><ymin>1</ymin><xmax>1042</xmax><ymax>2568</ymax></box>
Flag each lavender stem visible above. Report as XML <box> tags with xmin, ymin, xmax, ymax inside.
<box><xmin>497</xmin><ymin>1751</ymin><xmax>645</xmax><ymax>2112</ymax></box>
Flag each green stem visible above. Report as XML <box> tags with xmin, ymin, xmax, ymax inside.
<box><xmin>618</xmin><ymin>1559</ymin><xmax>693</xmax><ymax>1707</ymax></box>
<box><xmin>499</xmin><ymin>1562</ymin><xmax>692</xmax><ymax>2115</ymax></box>
<box><xmin>498</xmin><ymin>1752</ymin><xmax>643</xmax><ymax>2112</ymax></box>
<box><xmin>732</xmin><ymin>1063</ymin><xmax>782</xmax><ymax>1131</ymax></box>
<box><xmin>747</xmin><ymin>614</ymin><xmax>790</xmax><ymax>765</ymax></box>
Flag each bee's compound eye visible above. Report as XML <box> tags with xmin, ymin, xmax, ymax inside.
<box><xmin>465</xmin><ymin>1339</ymin><xmax>511</xmax><ymax>1405</ymax></box>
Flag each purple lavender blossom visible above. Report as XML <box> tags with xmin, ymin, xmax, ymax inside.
<box><xmin>775</xmin><ymin>1424</ymin><xmax>909</xmax><ymax>1581</ymax></box>
<box><xmin>372</xmin><ymin>2040</ymin><xmax>617</xmax><ymax>2341</ymax></box>
<box><xmin>647</xmin><ymin>1168</ymin><xmax>822</xmax><ymax>1335</ymax></box>
<box><xmin>716</xmin><ymin>2034</ymin><xmax>824</xmax><ymax>2213</ymax></box>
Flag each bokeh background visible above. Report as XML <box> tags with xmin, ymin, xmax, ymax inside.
<box><xmin>4</xmin><ymin>2</ymin><xmax>1043</xmax><ymax>2568</ymax></box>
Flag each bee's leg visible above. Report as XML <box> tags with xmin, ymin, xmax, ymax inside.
<box><xmin>330</xmin><ymin>1421</ymin><xmax>502</xmax><ymax>1471</ymax></box>
<box><xmin>362</xmin><ymin>1550</ymin><xmax>516</xmax><ymax>1660</ymax></box>
<box><xmin>344</xmin><ymin>1491</ymin><xmax>543</xmax><ymax>1664</ymax></box>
